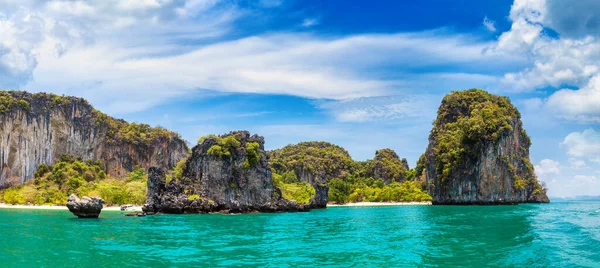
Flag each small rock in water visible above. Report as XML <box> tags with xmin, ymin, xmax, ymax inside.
<box><xmin>125</xmin><ymin>212</ymin><xmax>146</xmax><ymax>217</ymax></box>
<box><xmin>66</xmin><ymin>194</ymin><xmax>104</xmax><ymax>218</ymax></box>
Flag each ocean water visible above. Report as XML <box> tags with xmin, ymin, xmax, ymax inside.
<box><xmin>0</xmin><ymin>202</ymin><xmax>599</xmax><ymax>267</ymax></box>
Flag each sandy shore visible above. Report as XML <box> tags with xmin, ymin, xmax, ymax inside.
<box><xmin>0</xmin><ymin>203</ymin><xmax>143</xmax><ymax>211</ymax></box>
<box><xmin>327</xmin><ymin>201</ymin><xmax>431</xmax><ymax>207</ymax></box>
<box><xmin>0</xmin><ymin>202</ymin><xmax>430</xmax><ymax>211</ymax></box>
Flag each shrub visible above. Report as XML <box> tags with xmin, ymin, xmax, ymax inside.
<box><xmin>188</xmin><ymin>194</ymin><xmax>201</xmax><ymax>201</ymax></box>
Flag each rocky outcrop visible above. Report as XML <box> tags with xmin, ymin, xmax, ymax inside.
<box><xmin>143</xmin><ymin>131</ymin><xmax>309</xmax><ymax>214</ymax></box>
<box><xmin>372</xmin><ymin>148</ymin><xmax>409</xmax><ymax>184</ymax></box>
<box><xmin>66</xmin><ymin>194</ymin><xmax>104</xmax><ymax>218</ymax></box>
<box><xmin>269</xmin><ymin>142</ymin><xmax>354</xmax><ymax>207</ymax></box>
<box><xmin>0</xmin><ymin>91</ymin><xmax>189</xmax><ymax>187</ymax></box>
<box><xmin>425</xmin><ymin>89</ymin><xmax>549</xmax><ymax>205</ymax></box>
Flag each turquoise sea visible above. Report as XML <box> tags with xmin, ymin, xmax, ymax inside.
<box><xmin>1</xmin><ymin>202</ymin><xmax>599</xmax><ymax>267</ymax></box>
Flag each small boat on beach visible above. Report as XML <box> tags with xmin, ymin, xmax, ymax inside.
<box><xmin>120</xmin><ymin>205</ymin><xmax>134</xmax><ymax>211</ymax></box>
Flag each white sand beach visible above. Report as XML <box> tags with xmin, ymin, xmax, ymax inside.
<box><xmin>0</xmin><ymin>203</ymin><xmax>143</xmax><ymax>211</ymax></box>
<box><xmin>327</xmin><ymin>201</ymin><xmax>431</xmax><ymax>207</ymax></box>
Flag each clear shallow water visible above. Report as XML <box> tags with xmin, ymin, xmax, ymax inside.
<box><xmin>1</xmin><ymin>202</ymin><xmax>599</xmax><ymax>267</ymax></box>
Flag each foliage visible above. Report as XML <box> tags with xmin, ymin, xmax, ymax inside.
<box><xmin>269</xmin><ymin>141</ymin><xmax>354</xmax><ymax>182</ymax></box>
<box><xmin>206</xmin><ymin>135</ymin><xmax>242</xmax><ymax>158</ymax></box>
<box><xmin>372</xmin><ymin>148</ymin><xmax>408</xmax><ymax>183</ymax></box>
<box><xmin>328</xmin><ymin>178</ymin><xmax>352</xmax><ymax>203</ymax></box>
<box><xmin>0</xmin><ymin>91</ymin><xmax>30</xmax><ymax>114</ymax></box>
<box><xmin>188</xmin><ymin>194</ymin><xmax>201</xmax><ymax>201</ymax></box>
<box><xmin>430</xmin><ymin>89</ymin><xmax>524</xmax><ymax>182</ymax></box>
<box><xmin>327</xmin><ymin>177</ymin><xmax>431</xmax><ymax>203</ymax></box>
<box><xmin>166</xmin><ymin>158</ymin><xmax>188</xmax><ymax>183</ymax></box>
<box><xmin>243</xmin><ymin>142</ymin><xmax>261</xmax><ymax>168</ymax></box>
<box><xmin>2</xmin><ymin>155</ymin><xmax>149</xmax><ymax>206</ymax></box>
<box><xmin>0</xmin><ymin>90</ymin><xmax>181</xmax><ymax>146</ymax></box>
<box><xmin>272</xmin><ymin>173</ymin><xmax>315</xmax><ymax>204</ymax></box>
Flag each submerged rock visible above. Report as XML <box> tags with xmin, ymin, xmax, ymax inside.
<box><xmin>143</xmin><ymin>131</ymin><xmax>309</xmax><ymax>214</ymax></box>
<box><xmin>425</xmin><ymin>89</ymin><xmax>549</xmax><ymax>205</ymax></box>
<box><xmin>66</xmin><ymin>194</ymin><xmax>104</xmax><ymax>218</ymax></box>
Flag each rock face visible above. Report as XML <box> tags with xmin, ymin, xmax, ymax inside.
<box><xmin>0</xmin><ymin>91</ymin><xmax>189</xmax><ymax>188</ymax></box>
<box><xmin>66</xmin><ymin>194</ymin><xmax>104</xmax><ymax>218</ymax></box>
<box><xmin>372</xmin><ymin>148</ymin><xmax>409</xmax><ymax>184</ymax></box>
<box><xmin>425</xmin><ymin>89</ymin><xmax>549</xmax><ymax>205</ymax></box>
<box><xmin>143</xmin><ymin>131</ymin><xmax>309</xmax><ymax>214</ymax></box>
<box><xmin>269</xmin><ymin>142</ymin><xmax>354</xmax><ymax>208</ymax></box>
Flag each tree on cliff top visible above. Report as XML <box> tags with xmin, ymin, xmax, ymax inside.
<box><xmin>372</xmin><ymin>148</ymin><xmax>409</xmax><ymax>183</ymax></box>
<box><xmin>269</xmin><ymin>141</ymin><xmax>354</xmax><ymax>182</ymax></box>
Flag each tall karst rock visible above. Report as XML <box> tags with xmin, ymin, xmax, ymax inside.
<box><xmin>0</xmin><ymin>91</ymin><xmax>189</xmax><ymax>187</ymax></box>
<box><xmin>269</xmin><ymin>141</ymin><xmax>354</xmax><ymax>208</ymax></box>
<box><xmin>143</xmin><ymin>131</ymin><xmax>309</xmax><ymax>213</ymax></box>
<box><xmin>424</xmin><ymin>89</ymin><xmax>549</xmax><ymax>204</ymax></box>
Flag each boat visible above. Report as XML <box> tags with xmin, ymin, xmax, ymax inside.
<box><xmin>120</xmin><ymin>204</ymin><xmax>134</xmax><ymax>211</ymax></box>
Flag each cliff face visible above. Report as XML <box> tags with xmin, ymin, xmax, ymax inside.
<box><xmin>425</xmin><ymin>89</ymin><xmax>549</xmax><ymax>204</ymax></box>
<box><xmin>0</xmin><ymin>91</ymin><xmax>189</xmax><ymax>187</ymax></box>
<box><xmin>269</xmin><ymin>142</ymin><xmax>354</xmax><ymax>208</ymax></box>
<box><xmin>143</xmin><ymin>131</ymin><xmax>309</xmax><ymax>213</ymax></box>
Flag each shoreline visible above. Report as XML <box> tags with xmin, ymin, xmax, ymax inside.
<box><xmin>0</xmin><ymin>202</ymin><xmax>431</xmax><ymax>211</ymax></box>
<box><xmin>0</xmin><ymin>203</ymin><xmax>143</xmax><ymax>211</ymax></box>
<box><xmin>327</xmin><ymin>201</ymin><xmax>432</xmax><ymax>207</ymax></box>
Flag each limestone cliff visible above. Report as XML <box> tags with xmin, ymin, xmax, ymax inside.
<box><xmin>0</xmin><ymin>91</ymin><xmax>189</xmax><ymax>187</ymax></box>
<box><xmin>425</xmin><ymin>89</ymin><xmax>549</xmax><ymax>204</ymax></box>
<box><xmin>269</xmin><ymin>142</ymin><xmax>354</xmax><ymax>208</ymax></box>
<box><xmin>143</xmin><ymin>131</ymin><xmax>308</xmax><ymax>213</ymax></box>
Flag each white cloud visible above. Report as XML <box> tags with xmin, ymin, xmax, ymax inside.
<box><xmin>546</xmin><ymin>75</ymin><xmax>600</xmax><ymax>122</ymax></box>
<box><xmin>318</xmin><ymin>95</ymin><xmax>438</xmax><ymax>123</ymax></box>
<box><xmin>483</xmin><ymin>16</ymin><xmax>496</xmax><ymax>32</ymax></box>
<box><xmin>535</xmin><ymin>159</ymin><xmax>560</xmax><ymax>176</ymax></box>
<box><xmin>489</xmin><ymin>0</ymin><xmax>600</xmax><ymax>122</ymax></box>
<box><xmin>0</xmin><ymin>1</ymin><xmax>522</xmax><ymax>115</ymax></box>
<box><xmin>562</xmin><ymin>129</ymin><xmax>600</xmax><ymax>162</ymax></box>
<box><xmin>302</xmin><ymin>18</ymin><xmax>318</xmax><ymax>28</ymax></box>
<box><xmin>573</xmin><ymin>175</ymin><xmax>598</xmax><ymax>183</ymax></box>
<box><xmin>569</xmin><ymin>158</ymin><xmax>587</xmax><ymax>169</ymax></box>
<box><xmin>22</xmin><ymin>31</ymin><xmax>511</xmax><ymax>114</ymax></box>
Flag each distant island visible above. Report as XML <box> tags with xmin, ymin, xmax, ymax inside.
<box><xmin>0</xmin><ymin>89</ymin><xmax>548</xmax><ymax>213</ymax></box>
<box><xmin>550</xmin><ymin>196</ymin><xmax>600</xmax><ymax>202</ymax></box>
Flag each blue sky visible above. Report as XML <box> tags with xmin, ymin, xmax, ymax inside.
<box><xmin>1</xmin><ymin>0</ymin><xmax>599</xmax><ymax>197</ymax></box>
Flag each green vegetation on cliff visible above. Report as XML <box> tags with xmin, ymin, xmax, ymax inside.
<box><xmin>0</xmin><ymin>91</ymin><xmax>29</xmax><ymax>113</ymax></box>
<box><xmin>328</xmin><ymin>177</ymin><xmax>431</xmax><ymax>203</ymax></box>
<box><xmin>1</xmin><ymin>90</ymin><xmax>181</xmax><ymax>146</ymax></box>
<box><xmin>272</xmin><ymin>172</ymin><xmax>315</xmax><ymax>204</ymax></box>
<box><xmin>372</xmin><ymin>148</ymin><xmax>409</xmax><ymax>183</ymax></box>
<box><xmin>269</xmin><ymin>142</ymin><xmax>431</xmax><ymax>204</ymax></box>
<box><xmin>269</xmin><ymin>141</ymin><xmax>354</xmax><ymax>181</ymax></box>
<box><xmin>430</xmin><ymin>89</ymin><xmax>525</xmax><ymax>182</ymax></box>
<box><xmin>1</xmin><ymin>155</ymin><xmax>148</xmax><ymax>206</ymax></box>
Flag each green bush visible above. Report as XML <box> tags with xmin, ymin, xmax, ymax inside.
<box><xmin>328</xmin><ymin>178</ymin><xmax>351</xmax><ymax>203</ymax></box>
<box><xmin>207</xmin><ymin>136</ymin><xmax>241</xmax><ymax>158</ymax></box>
<box><xmin>2</xmin><ymin>155</ymin><xmax>149</xmax><ymax>206</ymax></box>
<box><xmin>243</xmin><ymin>141</ymin><xmax>261</xmax><ymax>168</ymax></box>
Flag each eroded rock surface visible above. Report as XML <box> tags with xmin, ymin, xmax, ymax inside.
<box><xmin>66</xmin><ymin>194</ymin><xmax>104</xmax><ymax>218</ymax></box>
<box><xmin>0</xmin><ymin>91</ymin><xmax>189</xmax><ymax>188</ymax></box>
<box><xmin>143</xmin><ymin>131</ymin><xmax>309</xmax><ymax>214</ymax></box>
<box><xmin>425</xmin><ymin>89</ymin><xmax>549</xmax><ymax>204</ymax></box>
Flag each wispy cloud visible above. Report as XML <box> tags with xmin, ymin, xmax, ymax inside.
<box><xmin>483</xmin><ymin>16</ymin><xmax>496</xmax><ymax>32</ymax></box>
<box><xmin>302</xmin><ymin>18</ymin><xmax>319</xmax><ymax>28</ymax></box>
